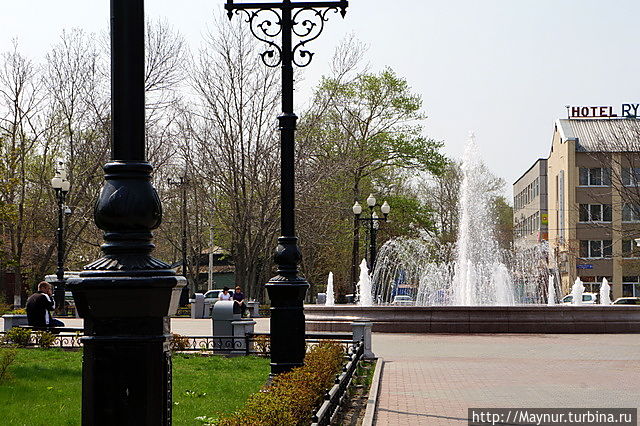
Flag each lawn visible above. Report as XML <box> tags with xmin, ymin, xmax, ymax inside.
<box><xmin>0</xmin><ymin>348</ymin><xmax>270</xmax><ymax>426</ymax></box>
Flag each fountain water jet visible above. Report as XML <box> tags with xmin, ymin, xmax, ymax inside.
<box><xmin>357</xmin><ymin>259</ymin><xmax>373</xmax><ymax>307</ymax></box>
<box><xmin>325</xmin><ymin>272</ymin><xmax>335</xmax><ymax>306</ymax></box>
<box><xmin>571</xmin><ymin>277</ymin><xmax>584</xmax><ymax>305</ymax></box>
<box><xmin>547</xmin><ymin>275</ymin><xmax>556</xmax><ymax>305</ymax></box>
<box><xmin>600</xmin><ymin>278</ymin><xmax>611</xmax><ymax>305</ymax></box>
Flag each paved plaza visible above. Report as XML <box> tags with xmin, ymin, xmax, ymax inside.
<box><xmin>373</xmin><ymin>333</ymin><xmax>640</xmax><ymax>425</ymax></box>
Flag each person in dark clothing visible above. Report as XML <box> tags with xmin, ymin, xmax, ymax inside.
<box><xmin>26</xmin><ymin>282</ymin><xmax>65</xmax><ymax>327</ymax></box>
<box><xmin>233</xmin><ymin>285</ymin><xmax>248</xmax><ymax>317</ymax></box>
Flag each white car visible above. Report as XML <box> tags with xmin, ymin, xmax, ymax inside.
<box><xmin>203</xmin><ymin>289</ymin><xmax>234</xmax><ymax>303</ymax></box>
<box><xmin>560</xmin><ymin>292</ymin><xmax>598</xmax><ymax>305</ymax></box>
<box><xmin>392</xmin><ymin>295</ymin><xmax>414</xmax><ymax>306</ymax></box>
<box><xmin>612</xmin><ymin>297</ymin><xmax>640</xmax><ymax>305</ymax></box>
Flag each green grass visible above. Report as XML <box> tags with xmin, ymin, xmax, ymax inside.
<box><xmin>0</xmin><ymin>348</ymin><xmax>269</xmax><ymax>426</ymax></box>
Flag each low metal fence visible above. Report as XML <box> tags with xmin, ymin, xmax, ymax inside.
<box><xmin>1</xmin><ymin>331</ymin><xmax>357</xmax><ymax>357</ymax></box>
<box><xmin>311</xmin><ymin>340</ymin><xmax>365</xmax><ymax>426</ymax></box>
<box><xmin>0</xmin><ymin>331</ymin><xmax>84</xmax><ymax>349</ymax></box>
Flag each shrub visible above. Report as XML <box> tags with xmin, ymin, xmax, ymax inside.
<box><xmin>5</xmin><ymin>327</ymin><xmax>31</xmax><ymax>347</ymax></box>
<box><xmin>217</xmin><ymin>341</ymin><xmax>345</xmax><ymax>426</ymax></box>
<box><xmin>0</xmin><ymin>347</ymin><xmax>17</xmax><ymax>382</ymax></box>
<box><xmin>170</xmin><ymin>333</ymin><xmax>191</xmax><ymax>352</ymax></box>
<box><xmin>34</xmin><ymin>331</ymin><xmax>57</xmax><ymax>349</ymax></box>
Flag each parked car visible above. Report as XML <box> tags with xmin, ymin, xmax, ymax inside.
<box><xmin>613</xmin><ymin>297</ymin><xmax>640</xmax><ymax>305</ymax></box>
<box><xmin>560</xmin><ymin>292</ymin><xmax>598</xmax><ymax>305</ymax></box>
<box><xmin>203</xmin><ymin>289</ymin><xmax>234</xmax><ymax>303</ymax></box>
<box><xmin>392</xmin><ymin>295</ymin><xmax>414</xmax><ymax>306</ymax></box>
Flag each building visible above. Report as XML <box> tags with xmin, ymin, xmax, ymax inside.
<box><xmin>513</xmin><ymin>158</ymin><xmax>548</xmax><ymax>248</ymax></box>
<box><xmin>545</xmin><ymin>117</ymin><xmax>640</xmax><ymax>298</ymax></box>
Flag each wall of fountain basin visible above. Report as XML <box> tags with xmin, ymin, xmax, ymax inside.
<box><xmin>304</xmin><ymin>305</ymin><xmax>640</xmax><ymax>333</ymax></box>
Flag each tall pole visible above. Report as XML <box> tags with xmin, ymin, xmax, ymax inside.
<box><xmin>266</xmin><ymin>1</ymin><xmax>309</xmax><ymax>375</ymax></box>
<box><xmin>208</xmin><ymin>226</ymin><xmax>214</xmax><ymax>291</ymax></box>
<box><xmin>225</xmin><ymin>0</ymin><xmax>348</xmax><ymax>375</ymax></box>
<box><xmin>351</xmin><ymin>215</ymin><xmax>359</xmax><ymax>297</ymax></box>
<box><xmin>54</xmin><ymin>189</ymin><xmax>66</xmax><ymax>312</ymax></box>
<box><xmin>181</xmin><ymin>178</ymin><xmax>188</xmax><ymax>282</ymax></box>
<box><xmin>55</xmin><ymin>190</ymin><xmax>65</xmax><ymax>282</ymax></box>
<box><xmin>370</xmin><ymin>217</ymin><xmax>377</xmax><ymax>271</ymax></box>
<box><xmin>67</xmin><ymin>1</ymin><xmax>185</xmax><ymax>424</ymax></box>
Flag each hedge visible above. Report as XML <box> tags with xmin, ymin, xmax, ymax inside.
<box><xmin>216</xmin><ymin>341</ymin><xmax>345</xmax><ymax>426</ymax></box>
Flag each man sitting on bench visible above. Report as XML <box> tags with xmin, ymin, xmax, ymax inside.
<box><xmin>26</xmin><ymin>281</ymin><xmax>65</xmax><ymax>328</ymax></box>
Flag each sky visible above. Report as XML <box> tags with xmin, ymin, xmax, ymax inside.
<box><xmin>2</xmin><ymin>0</ymin><xmax>640</xmax><ymax>198</ymax></box>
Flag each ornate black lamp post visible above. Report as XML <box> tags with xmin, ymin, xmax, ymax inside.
<box><xmin>224</xmin><ymin>0</ymin><xmax>348</xmax><ymax>374</ymax></box>
<box><xmin>67</xmin><ymin>1</ymin><xmax>185</xmax><ymax>424</ymax></box>
<box><xmin>51</xmin><ymin>162</ymin><xmax>71</xmax><ymax>313</ymax></box>
<box><xmin>353</xmin><ymin>194</ymin><xmax>390</xmax><ymax>272</ymax></box>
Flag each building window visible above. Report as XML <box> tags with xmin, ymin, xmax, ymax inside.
<box><xmin>579</xmin><ymin>240</ymin><xmax>612</xmax><ymax>258</ymax></box>
<box><xmin>622</xmin><ymin>167</ymin><xmax>640</xmax><ymax>186</ymax></box>
<box><xmin>578</xmin><ymin>204</ymin><xmax>612</xmax><ymax>222</ymax></box>
<box><xmin>622</xmin><ymin>203</ymin><xmax>640</xmax><ymax>222</ymax></box>
<box><xmin>579</xmin><ymin>167</ymin><xmax>611</xmax><ymax>186</ymax></box>
<box><xmin>622</xmin><ymin>276</ymin><xmax>640</xmax><ymax>297</ymax></box>
<box><xmin>622</xmin><ymin>240</ymin><xmax>640</xmax><ymax>258</ymax></box>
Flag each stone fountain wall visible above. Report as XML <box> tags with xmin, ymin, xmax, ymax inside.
<box><xmin>305</xmin><ymin>305</ymin><xmax>640</xmax><ymax>333</ymax></box>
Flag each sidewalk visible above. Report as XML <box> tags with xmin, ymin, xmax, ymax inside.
<box><xmin>372</xmin><ymin>333</ymin><xmax>640</xmax><ymax>425</ymax></box>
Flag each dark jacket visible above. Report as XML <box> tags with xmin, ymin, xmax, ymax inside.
<box><xmin>26</xmin><ymin>291</ymin><xmax>55</xmax><ymax>327</ymax></box>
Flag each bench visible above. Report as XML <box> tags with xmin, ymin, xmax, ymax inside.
<box><xmin>17</xmin><ymin>325</ymin><xmax>83</xmax><ymax>334</ymax></box>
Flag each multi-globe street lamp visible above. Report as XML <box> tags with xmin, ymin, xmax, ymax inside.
<box><xmin>50</xmin><ymin>162</ymin><xmax>71</xmax><ymax>314</ymax></box>
<box><xmin>224</xmin><ymin>0</ymin><xmax>348</xmax><ymax>375</ymax></box>
<box><xmin>353</xmin><ymin>194</ymin><xmax>390</xmax><ymax>275</ymax></box>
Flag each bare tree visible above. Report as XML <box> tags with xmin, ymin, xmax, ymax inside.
<box><xmin>178</xmin><ymin>15</ymin><xmax>281</xmax><ymax>300</ymax></box>
<box><xmin>0</xmin><ymin>41</ymin><xmax>49</xmax><ymax>306</ymax></box>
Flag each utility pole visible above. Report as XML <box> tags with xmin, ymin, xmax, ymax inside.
<box><xmin>208</xmin><ymin>225</ymin><xmax>214</xmax><ymax>291</ymax></box>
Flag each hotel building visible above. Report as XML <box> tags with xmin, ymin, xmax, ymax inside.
<box><xmin>515</xmin><ymin>117</ymin><xmax>640</xmax><ymax>299</ymax></box>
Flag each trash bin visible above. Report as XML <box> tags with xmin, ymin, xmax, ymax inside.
<box><xmin>212</xmin><ymin>301</ymin><xmax>253</xmax><ymax>353</ymax></box>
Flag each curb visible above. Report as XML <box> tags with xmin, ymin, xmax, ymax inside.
<box><xmin>362</xmin><ymin>357</ymin><xmax>384</xmax><ymax>426</ymax></box>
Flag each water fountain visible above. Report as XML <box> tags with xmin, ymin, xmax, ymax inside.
<box><xmin>305</xmin><ymin>135</ymin><xmax>640</xmax><ymax>333</ymax></box>
<box><xmin>325</xmin><ymin>272</ymin><xmax>335</xmax><ymax>306</ymax></box>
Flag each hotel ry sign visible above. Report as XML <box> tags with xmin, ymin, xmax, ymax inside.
<box><xmin>567</xmin><ymin>104</ymin><xmax>640</xmax><ymax>119</ymax></box>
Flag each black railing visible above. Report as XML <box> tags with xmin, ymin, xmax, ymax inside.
<box><xmin>312</xmin><ymin>340</ymin><xmax>365</xmax><ymax>426</ymax></box>
<box><xmin>0</xmin><ymin>331</ymin><xmax>84</xmax><ymax>349</ymax></box>
<box><xmin>0</xmin><ymin>331</ymin><xmax>358</xmax><ymax>358</ymax></box>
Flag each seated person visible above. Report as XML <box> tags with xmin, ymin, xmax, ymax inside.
<box><xmin>218</xmin><ymin>286</ymin><xmax>233</xmax><ymax>301</ymax></box>
<box><xmin>26</xmin><ymin>281</ymin><xmax>65</xmax><ymax>327</ymax></box>
<box><xmin>233</xmin><ymin>285</ymin><xmax>248</xmax><ymax>317</ymax></box>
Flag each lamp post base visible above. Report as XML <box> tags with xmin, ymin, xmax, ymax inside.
<box><xmin>265</xmin><ymin>280</ymin><xmax>308</xmax><ymax>375</ymax></box>
<box><xmin>68</xmin><ymin>274</ymin><xmax>185</xmax><ymax>425</ymax></box>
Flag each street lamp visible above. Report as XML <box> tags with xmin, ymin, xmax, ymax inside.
<box><xmin>225</xmin><ymin>0</ymin><xmax>348</xmax><ymax>375</ymax></box>
<box><xmin>353</xmin><ymin>194</ymin><xmax>390</xmax><ymax>278</ymax></box>
<box><xmin>51</xmin><ymin>162</ymin><xmax>71</xmax><ymax>314</ymax></box>
<box><xmin>67</xmin><ymin>1</ymin><xmax>185</xmax><ymax>423</ymax></box>
<box><xmin>168</xmin><ymin>175</ymin><xmax>190</xmax><ymax>301</ymax></box>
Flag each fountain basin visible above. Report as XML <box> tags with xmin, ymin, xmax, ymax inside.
<box><xmin>305</xmin><ymin>305</ymin><xmax>640</xmax><ymax>333</ymax></box>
